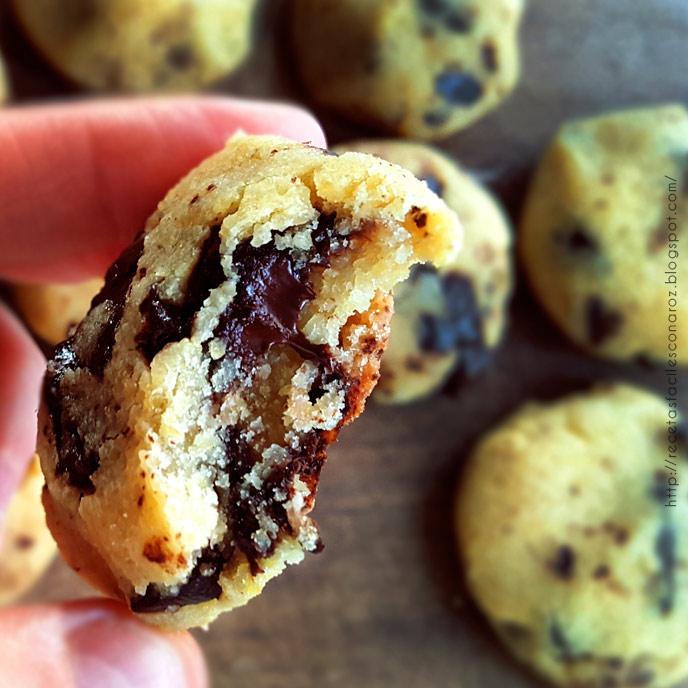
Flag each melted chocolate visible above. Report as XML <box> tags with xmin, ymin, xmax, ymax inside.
<box><xmin>129</xmin><ymin>547</ymin><xmax>224</xmax><ymax>613</ymax></box>
<box><xmin>136</xmin><ymin>224</ymin><xmax>224</xmax><ymax>363</ymax></box>
<box><xmin>656</xmin><ymin>522</ymin><xmax>677</xmax><ymax>614</ymax></box>
<box><xmin>551</xmin><ymin>545</ymin><xmax>576</xmax><ymax>580</ymax></box>
<box><xmin>211</xmin><ymin>215</ymin><xmax>337</xmax><ymax>374</ymax></box>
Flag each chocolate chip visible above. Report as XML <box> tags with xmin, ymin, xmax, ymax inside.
<box><xmin>482</xmin><ymin>41</ymin><xmax>498</xmax><ymax>72</ymax></box>
<box><xmin>551</xmin><ymin>545</ymin><xmax>576</xmax><ymax>580</ymax></box>
<box><xmin>593</xmin><ymin>564</ymin><xmax>610</xmax><ymax>579</ymax></box>
<box><xmin>656</xmin><ymin>522</ymin><xmax>677</xmax><ymax>614</ymax></box>
<box><xmin>445</xmin><ymin>8</ymin><xmax>474</xmax><ymax>33</ymax></box>
<box><xmin>211</xmin><ymin>215</ymin><xmax>339</xmax><ymax>375</ymax></box>
<box><xmin>435</xmin><ymin>71</ymin><xmax>483</xmax><ymax>106</ymax></box>
<box><xmin>165</xmin><ymin>45</ymin><xmax>194</xmax><ymax>71</ymax></box>
<box><xmin>626</xmin><ymin>669</ymin><xmax>655</xmax><ymax>686</ymax></box>
<box><xmin>418</xmin><ymin>0</ymin><xmax>447</xmax><ymax>16</ymax></box>
<box><xmin>129</xmin><ymin>547</ymin><xmax>224</xmax><ymax>613</ymax></box>
<box><xmin>14</xmin><ymin>536</ymin><xmax>35</xmax><ymax>550</ymax></box>
<box><xmin>585</xmin><ymin>297</ymin><xmax>623</xmax><ymax>346</ymax></box>
<box><xmin>549</xmin><ymin>620</ymin><xmax>593</xmax><ymax>662</ymax></box>
<box><xmin>423</xmin><ymin>109</ymin><xmax>451</xmax><ymax>128</ymax></box>
<box><xmin>136</xmin><ymin>224</ymin><xmax>225</xmax><ymax>363</ymax></box>
<box><xmin>419</xmin><ymin>173</ymin><xmax>445</xmax><ymax>197</ymax></box>
<box><xmin>554</xmin><ymin>224</ymin><xmax>598</xmax><ymax>254</ymax></box>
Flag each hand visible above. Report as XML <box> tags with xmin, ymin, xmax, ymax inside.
<box><xmin>0</xmin><ymin>96</ymin><xmax>326</xmax><ymax>687</ymax></box>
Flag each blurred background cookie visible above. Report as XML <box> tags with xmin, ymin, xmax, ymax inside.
<box><xmin>457</xmin><ymin>383</ymin><xmax>688</xmax><ymax>688</ymax></box>
<box><xmin>0</xmin><ymin>455</ymin><xmax>56</xmax><ymax>606</ymax></box>
<box><xmin>12</xmin><ymin>0</ymin><xmax>258</xmax><ymax>92</ymax></box>
<box><xmin>292</xmin><ymin>0</ymin><xmax>524</xmax><ymax>139</ymax></box>
<box><xmin>10</xmin><ymin>278</ymin><xmax>103</xmax><ymax>346</ymax></box>
<box><xmin>0</xmin><ymin>52</ymin><xmax>9</xmax><ymax>101</ymax></box>
<box><xmin>520</xmin><ymin>104</ymin><xmax>688</xmax><ymax>365</ymax></box>
<box><xmin>335</xmin><ymin>140</ymin><xmax>512</xmax><ymax>403</ymax></box>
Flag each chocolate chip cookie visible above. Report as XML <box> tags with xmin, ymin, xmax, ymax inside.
<box><xmin>520</xmin><ymin>104</ymin><xmax>688</xmax><ymax>364</ymax></box>
<box><xmin>38</xmin><ymin>135</ymin><xmax>461</xmax><ymax>630</ymax></box>
<box><xmin>11</xmin><ymin>279</ymin><xmax>104</xmax><ymax>347</ymax></box>
<box><xmin>292</xmin><ymin>0</ymin><xmax>525</xmax><ymax>139</ymax></box>
<box><xmin>457</xmin><ymin>383</ymin><xmax>688</xmax><ymax>688</ymax></box>
<box><xmin>0</xmin><ymin>455</ymin><xmax>56</xmax><ymax>605</ymax></box>
<box><xmin>335</xmin><ymin>140</ymin><xmax>512</xmax><ymax>403</ymax></box>
<box><xmin>13</xmin><ymin>0</ymin><xmax>258</xmax><ymax>92</ymax></box>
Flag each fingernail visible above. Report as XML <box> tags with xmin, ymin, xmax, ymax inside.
<box><xmin>66</xmin><ymin>603</ymin><xmax>207</xmax><ymax>688</ymax></box>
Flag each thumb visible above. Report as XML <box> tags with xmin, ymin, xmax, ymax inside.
<box><xmin>0</xmin><ymin>599</ymin><xmax>208</xmax><ymax>688</ymax></box>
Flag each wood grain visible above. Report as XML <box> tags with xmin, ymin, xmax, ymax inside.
<box><xmin>3</xmin><ymin>0</ymin><xmax>687</xmax><ymax>686</ymax></box>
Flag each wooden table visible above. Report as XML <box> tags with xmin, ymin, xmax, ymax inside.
<box><xmin>3</xmin><ymin>0</ymin><xmax>687</xmax><ymax>686</ymax></box>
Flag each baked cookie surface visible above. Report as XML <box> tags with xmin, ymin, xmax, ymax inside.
<box><xmin>292</xmin><ymin>0</ymin><xmax>524</xmax><ymax>139</ymax></box>
<box><xmin>457</xmin><ymin>383</ymin><xmax>688</xmax><ymax>688</ymax></box>
<box><xmin>38</xmin><ymin>135</ymin><xmax>460</xmax><ymax>630</ymax></box>
<box><xmin>520</xmin><ymin>104</ymin><xmax>688</xmax><ymax>364</ymax></box>
<box><xmin>11</xmin><ymin>279</ymin><xmax>104</xmax><ymax>347</ymax></box>
<box><xmin>335</xmin><ymin>140</ymin><xmax>512</xmax><ymax>403</ymax></box>
<box><xmin>13</xmin><ymin>0</ymin><xmax>257</xmax><ymax>92</ymax></box>
<box><xmin>0</xmin><ymin>456</ymin><xmax>56</xmax><ymax>606</ymax></box>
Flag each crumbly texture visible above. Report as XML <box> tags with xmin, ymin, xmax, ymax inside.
<box><xmin>0</xmin><ymin>455</ymin><xmax>56</xmax><ymax>606</ymax></box>
<box><xmin>13</xmin><ymin>0</ymin><xmax>257</xmax><ymax>92</ymax></box>
<box><xmin>11</xmin><ymin>279</ymin><xmax>104</xmax><ymax>346</ymax></box>
<box><xmin>520</xmin><ymin>104</ymin><xmax>688</xmax><ymax>364</ymax></box>
<box><xmin>38</xmin><ymin>135</ymin><xmax>460</xmax><ymax>630</ymax></box>
<box><xmin>292</xmin><ymin>0</ymin><xmax>524</xmax><ymax>140</ymax></box>
<box><xmin>334</xmin><ymin>140</ymin><xmax>512</xmax><ymax>403</ymax></box>
<box><xmin>457</xmin><ymin>384</ymin><xmax>688</xmax><ymax>688</ymax></box>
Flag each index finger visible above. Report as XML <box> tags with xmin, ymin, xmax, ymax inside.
<box><xmin>0</xmin><ymin>96</ymin><xmax>326</xmax><ymax>283</ymax></box>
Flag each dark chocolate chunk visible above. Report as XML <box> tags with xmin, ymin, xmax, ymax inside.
<box><xmin>435</xmin><ymin>71</ymin><xmax>483</xmax><ymax>106</ymax></box>
<box><xmin>414</xmin><ymin>270</ymin><xmax>491</xmax><ymax>386</ymax></box>
<box><xmin>418</xmin><ymin>0</ymin><xmax>447</xmax><ymax>16</ymax></box>
<box><xmin>445</xmin><ymin>8</ymin><xmax>474</xmax><ymax>33</ymax></box>
<box><xmin>136</xmin><ymin>224</ymin><xmax>224</xmax><ymax>363</ymax></box>
<box><xmin>585</xmin><ymin>297</ymin><xmax>623</xmax><ymax>346</ymax></box>
<box><xmin>549</xmin><ymin>620</ymin><xmax>593</xmax><ymax>662</ymax></box>
<box><xmin>482</xmin><ymin>41</ymin><xmax>498</xmax><ymax>72</ymax></box>
<box><xmin>165</xmin><ymin>45</ymin><xmax>194</xmax><ymax>71</ymax></box>
<box><xmin>423</xmin><ymin>109</ymin><xmax>451</xmax><ymax>128</ymax></box>
<box><xmin>554</xmin><ymin>224</ymin><xmax>598</xmax><ymax>254</ymax></box>
<box><xmin>212</xmin><ymin>215</ymin><xmax>338</xmax><ymax>374</ymax></box>
<box><xmin>129</xmin><ymin>547</ymin><xmax>224</xmax><ymax>613</ymax></box>
<box><xmin>419</xmin><ymin>173</ymin><xmax>445</xmax><ymax>197</ymax></box>
<box><xmin>655</xmin><ymin>522</ymin><xmax>677</xmax><ymax>614</ymax></box>
<box><xmin>551</xmin><ymin>545</ymin><xmax>576</xmax><ymax>580</ymax></box>
<box><xmin>44</xmin><ymin>343</ymin><xmax>99</xmax><ymax>493</ymax></box>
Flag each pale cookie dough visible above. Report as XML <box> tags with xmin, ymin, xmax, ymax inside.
<box><xmin>335</xmin><ymin>140</ymin><xmax>512</xmax><ymax>403</ymax></box>
<box><xmin>11</xmin><ymin>279</ymin><xmax>104</xmax><ymax>347</ymax></box>
<box><xmin>292</xmin><ymin>0</ymin><xmax>525</xmax><ymax>139</ymax></box>
<box><xmin>457</xmin><ymin>383</ymin><xmax>688</xmax><ymax>688</ymax></box>
<box><xmin>38</xmin><ymin>135</ymin><xmax>461</xmax><ymax>630</ymax></box>
<box><xmin>0</xmin><ymin>455</ymin><xmax>57</xmax><ymax>606</ymax></box>
<box><xmin>13</xmin><ymin>0</ymin><xmax>258</xmax><ymax>92</ymax></box>
<box><xmin>520</xmin><ymin>104</ymin><xmax>688</xmax><ymax>364</ymax></box>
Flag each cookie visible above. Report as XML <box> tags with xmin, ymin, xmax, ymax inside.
<box><xmin>0</xmin><ymin>54</ymin><xmax>9</xmax><ymax>103</ymax></box>
<box><xmin>457</xmin><ymin>383</ymin><xmax>688</xmax><ymax>688</ymax></box>
<box><xmin>13</xmin><ymin>0</ymin><xmax>258</xmax><ymax>92</ymax></box>
<box><xmin>11</xmin><ymin>279</ymin><xmax>104</xmax><ymax>347</ymax></box>
<box><xmin>38</xmin><ymin>135</ymin><xmax>461</xmax><ymax>630</ymax></box>
<box><xmin>520</xmin><ymin>104</ymin><xmax>688</xmax><ymax>364</ymax></box>
<box><xmin>0</xmin><ymin>455</ymin><xmax>57</xmax><ymax>606</ymax></box>
<box><xmin>334</xmin><ymin>140</ymin><xmax>512</xmax><ymax>403</ymax></box>
<box><xmin>292</xmin><ymin>0</ymin><xmax>524</xmax><ymax>140</ymax></box>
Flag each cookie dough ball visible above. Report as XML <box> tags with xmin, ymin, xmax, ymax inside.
<box><xmin>335</xmin><ymin>140</ymin><xmax>512</xmax><ymax>403</ymax></box>
<box><xmin>457</xmin><ymin>384</ymin><xmax>688</xmax><ymax>688</ymax></box>
<box><xmin>11</xmin><ymin>279</ymin><xmax>104</xmax><ymax>347</ymax></box>
<box><xmin>13</xmin><ymin>0</ymin><xmax>258</xmax><ymax>92</ymax></box>
<box><xmin>520</xmin><ymin>105</ymin><xmax>688</xmax><ymax>364</ymax></box>
<box><xmin>0</xmin><ymin>456</ymin><xmax>57</xmax><ymax>606</ymax></box>
<box><xmin>292</xmin><ymin>0</ymin><xmax>524</xmax><ymax>140</ymax></box>
<box><xmin>38</xmin><ymin>135</ymin><xmax>460</xmax><ymax>630</ymax></box>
